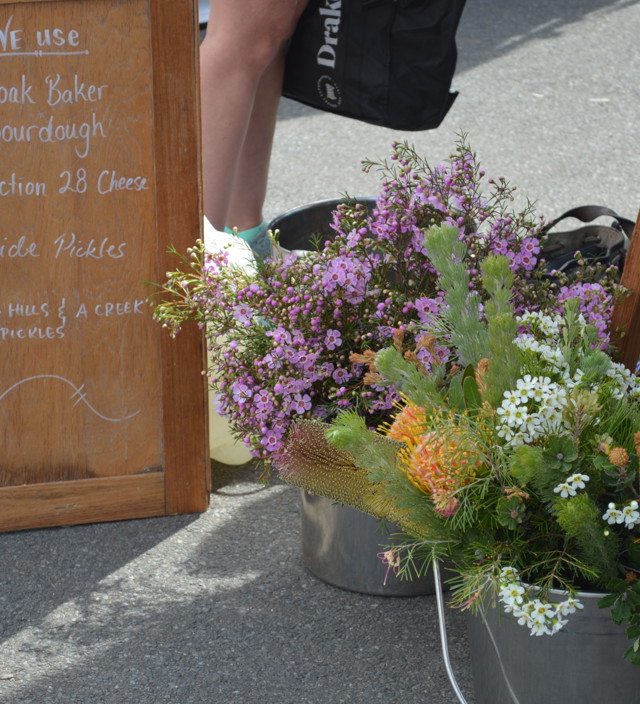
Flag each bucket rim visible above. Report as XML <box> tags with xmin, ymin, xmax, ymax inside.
<box><xmin>516</xmin><ymin>582</ymin><xmax>611</xmax><ymax>600</ymax></box>
<box><xmin>268</xmin><ymin>195</ymin><xmax>377</xmax><ymax>228</ymax></box>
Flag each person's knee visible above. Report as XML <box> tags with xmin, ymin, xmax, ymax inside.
<box><xmin>242</xmin><ymin>32</ymin><xmax>287</xmax><ymax>73</ymax></box>
<box><xmin>204</xmin><ymin>12</ymin><xmax>295</xmax><ymax>74</ymax></box>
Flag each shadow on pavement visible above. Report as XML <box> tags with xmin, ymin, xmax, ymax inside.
<box><xmin>0</xmin><ymin>476</ymin><xmax>473</xmax><ymax>704</ymax></box>
<box><xmin>0</xmin><ymin>513</ymin><xmax>199</xmax><ymax>644</ymax></box>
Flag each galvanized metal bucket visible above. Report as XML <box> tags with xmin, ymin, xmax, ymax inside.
<box><xmin>467</xmin><ymin>588</ymin><xmax>640</xmax><ymax>703</ymax></box>
<box><xmin>300</xmin><ymin>491</ymin><xmax>439</xmax><ymax>597</ymax></box>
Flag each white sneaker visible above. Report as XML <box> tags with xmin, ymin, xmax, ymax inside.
<box><xmin>203</xmin><ymin>216</ymin><xmax>256</xmax><ymax>273</ymax></box>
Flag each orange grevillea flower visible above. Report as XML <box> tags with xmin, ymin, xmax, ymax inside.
<box><xmin>400</xmin><ymin>427</ymin><xmax>481</xmax><ymax>517</ymax></box>
<box><xmin>386</xmin><ymin>401</ymin><xmax>428</xmax><ymax>445</ymax></box>
<box><xmin>385</xmin><ymin>403</ymin><xmax>482</xmax><ymax>517</ymax></box>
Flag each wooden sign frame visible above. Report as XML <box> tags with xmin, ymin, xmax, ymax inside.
<box><xmin>0</xmin><ymin>0</ymin><xmax>209</xmax><ymax>531</ymax></box>
<box><xmin>611</xmin><ymin>210</ymin><xmax>640</xmax><ymax>371</ymax></box>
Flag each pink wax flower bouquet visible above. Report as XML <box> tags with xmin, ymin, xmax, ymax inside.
<box><xmin>151</xmin><ymin>139</ymin><xmax>621</xmax><ymax>477</ymax></box>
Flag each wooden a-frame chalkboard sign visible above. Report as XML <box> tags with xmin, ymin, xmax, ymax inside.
<box><xmin>0</xmin><ymin>0</ymin><xmax>209</xmax><ymax>531</ymax></box>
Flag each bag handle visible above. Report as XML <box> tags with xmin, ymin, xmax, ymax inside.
<box><xmin>541</xmin><ymin>204</ymin><xmax>631</xmax><ymax>275</ymax></box>
<box><xmin>544</xmin><ymin>204</ymin><xmax>635</xmax><ymax>241</ymax></box>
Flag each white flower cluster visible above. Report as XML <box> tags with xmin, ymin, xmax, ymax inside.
<box><xmin>516</xmin><ymin>311</ymin><xmax>570</xmax><ymax>374</ymax></box>
<box><xmin>497</xmin><ymin>567</ymin><xmax>583</xmax><ymax>637</ymax></box>
<box><xmin>606</xmin><ymin>361</ymin><xmax>640</xmax><ymax>401</ymax></box>
<box><xmin>496</xmin><ymin>374</ymin><xmax>567</xmax><ymax>446</ymax></box>
<box><xmin>553</xmin><ymin>473</ymin><xmax>589</xmax><ymax>498</ymax></box>
<box><xmin>603</xmin><ymin>500</ymin><xmax>640</xmax><ymax>528</ymax></box>
<box><xmin>517</xmin><ymin>311</ymin><xmax>561</xmax><ymax>338</ymax></box>
<box><xmin>502</xmin><ymin>309</ymin><xmax>640</xmax><ymax>447</ymax></box>
<box><xmin>514</xmin><ymin>335</ymin><xmax>566</xmax><ymax>372</ymax></box>
<box><xmin>517</xmin><ymin>310</ymin><xmax>640</xmax><ymax>402</ymax></box>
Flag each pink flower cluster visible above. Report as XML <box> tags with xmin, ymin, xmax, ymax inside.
<box><xmin>158</xmin><ymin>140</ymin><xmax>622</xmax><ymax>472</ymax></box>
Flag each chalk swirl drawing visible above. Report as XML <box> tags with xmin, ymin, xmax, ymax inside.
<box><xmin>0</xmin><ymin>374</ymin><xmax>140</xmax><ymax>423</ymax></box>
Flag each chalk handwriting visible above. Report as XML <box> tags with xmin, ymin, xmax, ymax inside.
<box><xmin>97</xmin><ymin>171</ymin><xmax>148</xmax><ymax>194</ymax></box>
<box><xmin>53</xmin><ymin>232</ymin><xmax>127</xmax><ymax>259</ymax></box>
<box><xmin>0</xmin><ymin>170</ymin><xmax>152</xmax><ymax>197</ymax></box>
<box><xmin>0</xmin><ymin>13</ymin><xmax>150</xmax><ymax>419</ymax></box>
<box><xmin>7</xmin><ymin>302</ymin><xmax>49</xmax><ymax>317</ymax></box>
<box><xmin>94</xmin><ymin>300</ymin><xmax>145</xmax><ymax>317</ymax></box>
<box><xmin>36</xmin><ymin>28</ymin><xmax>79</xmax><ymax>48</ymax></box>
<box><xmin>1</xmin><ymin>325</ymin><xmax>63</xmax><ymax>340</ymax></box>
<box><xmin>0</xmin><ymin>15</ymin><xmax>23</xmax><ymax>51</ymax></box>
<box><xmin>58</xmin><ymin>168</ymin><xmax>87</xmax><ymax>194</ymax></box>
<box><xmin>45</xmin><ymin>74</ymin><xmax>107</xmax><ymax>106</ymax></box>
<box><xmin>0</xmin><ymin>173</ymin><xmax>46</xmax><ymax>196</ymax></box>
<box><xmin>0</xmin><ymin>113</ymin><xmax>105</xmax><ymax>158</ymax></box>
<box><xmin>0</xmin><ymin>235</ymin><xmax>40</xmax><ymax>258</ymax></box>
<box><xmin>57</xmin><ymin>297</ymin><xmax>67</xmax><ymax>332</ymax></box>
<box><xmin>0</xmin><ymin>75</ymin><xmax>33</xmax><ymax>104</ymax></box>
<box><xmin>0</xmin><ymin>16</ymin><xmax>86</xmax><ymax>57</ymax></box>
<box><xmin>0</xmin><ymin>296</ymin><xmax>67</xmax><ymax>338</ymax></box>
<box><xmin>1</xmin><ymin>296</ymin><xmax>145</xmax><ymax>325</ymax></box>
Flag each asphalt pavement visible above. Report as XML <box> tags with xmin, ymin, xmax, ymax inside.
<box><xmin>2</xmin><ymin>1</ymin><xmax>640</xmax><ymax>703</ymax></box>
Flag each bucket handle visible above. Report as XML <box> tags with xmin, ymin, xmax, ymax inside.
<box><xmin>433</xmin><ymin>559</ymin><xmax>521</xmax><ymax>704</ymax></box>
<box><xmin>433</xmin><ymin>559</ymin><xmax>470</xmax><ymax>704</ymax></box>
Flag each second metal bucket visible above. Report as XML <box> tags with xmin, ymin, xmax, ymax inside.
<box><xmin>301</xmin><ymin>491</ymin><xmax>439</xmax><ymax>597</ymax></box>
<box><xmin>467</xmin><ymin>588</ymin><xmax>640</xmax><ymax>703</ymax></box>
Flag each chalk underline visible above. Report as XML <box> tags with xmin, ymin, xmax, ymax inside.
<box><xmin>0</xmin><ymin>50</ymin><xmax>90</xmax><ymax>57</ymax></box>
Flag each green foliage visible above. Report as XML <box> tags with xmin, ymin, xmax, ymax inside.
<box><xmin>374</xmin><ymin>346</ymin><xmax>444</xmax><ymax>410</ymax></box>
<box><xmin>423</xmin><ymin>224</ymin><xmax>487</xmax><ymax>367</ymax></box>
<box><xmin>558</xmin><ymin>299</ymin><xmax>605</xmax><ymax>377</ymax></box>
<box><xmin>542</xmin><ymin>436</ymin><xmax>579</xmax><ymax>472</ymax></box>
<box><xmin>598</xmin><ymin>394</ymin><xmax>640</xmax><ymax>456</ymax></box>
<box><xmin>324</xmin><ymin>411</ymin><xmax>459</xmax><ymax>542</ymax></box>
<box><xmin>599</xmin><ymin>581</ymin><xmax>640</xmax><ymax>665</ymax></box>
<box><xmin>579</xmin><ymin>350</ymin><xmax>614</xmax><ymax>385</ymax></box>
<box><xmin>447</xmin><ymin>372</ymin><xmax>465</xmax><ymax>411</ymax></box>
<box><xmin>627</xmin><ymin>537</ymin><xmax>640</xmax><ymax>570</ymax></box>
<box><xmin>600</xmin><ymin>581</ymin><xmax>640</xmax><ymax>622</ymax></box>
<box><xmin>509</xmin><ymin>445</ymin><xmax>544</xmax><ymax>484</ymax></box>
<box><xmin>555</xmin><ymin>494</ymin><xmax>620</xmax><ymax>584</ymax></box>
<box><xmin>149</xmin><ymin>242</ymin><xmax>233</xmax><ymax>335</ymax></box>
<box><xmin>421</xmin><ymin>227</ymin><xmax>523</xmax><ymax>407</ymax></box>
<box><xmin>625</xmin><ymin>628</ymin><xmax>640</xmax><ymax>666</ymax></box>
<box><xmin>151</xmin><ymin>137</ymin><xmax>640</xmax><ymax>664</ymax></box>
<box><xmin>480</xmin><ymin>255</ymin><xmax>522</xmax><ymax>407</ymax></box>
<box><xmin>509</xmin><ymin>437</ymin><xmax>572</xmax><ymax>499</ymax></box>
<box><xmin>325</xmin><ymin>410</ymin><xmax>398</xmax><ymax>475</ymax></box>
<box><xmin>496</xmin><ymin>496</ymin><xmax>526</xmax><ymax>529</ymax></box>
<box><xmin>337</xmin><ymin>222</ymin><xmax>640</xmax><ymax>661</ymax></box>
<box><xmin>374</xmin><ymin>225</ymin><xmax>525</xmax><ymax>419</ymax></box>
<box><xmin>462</xmin><ymin>373</ymin><xmax>483</xmax><ymax>413</ymax></box>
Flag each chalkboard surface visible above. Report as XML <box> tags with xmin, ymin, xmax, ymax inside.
<box><xmin>0</xmin><ymin>0</ymin><xmax>208</xmax><ymax>530</ymax></box>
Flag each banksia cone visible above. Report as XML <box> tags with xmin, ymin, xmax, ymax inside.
<box><xmin>275</xmin><ymin>419</ymin><xmax>425</xmax><ymax>534</ymax></box>
<box><xmin>275</xmin><ymin>419</ymin><xmax>380</xmax><ymax>514</ymax></box>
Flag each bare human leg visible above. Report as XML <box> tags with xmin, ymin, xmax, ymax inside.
<box><xmin>199</xmin><ymin>0</ymin><xmax>309</xmax><ymax>234</ymax></box>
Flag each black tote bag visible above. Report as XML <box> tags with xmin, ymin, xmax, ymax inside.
<box><xmin>282</xmin><ymin>0</ymin><xmax>467</xmax><ymax>131</ymax></box>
